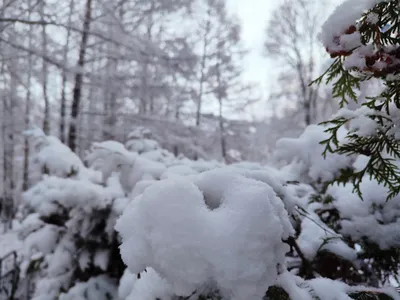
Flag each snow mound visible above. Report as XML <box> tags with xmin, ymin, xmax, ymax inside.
<box><xmin>116</xmin><ymin>170</ymin><xmax>294</xmax><ymax>300</ymax></box>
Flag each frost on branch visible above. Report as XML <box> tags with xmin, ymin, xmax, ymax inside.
<box><xmin>115</xmin><ymin>169</ymin><xmax>294</xmax><ymax>300</ymax></box>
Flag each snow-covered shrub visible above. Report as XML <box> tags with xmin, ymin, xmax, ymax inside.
<box><xmin>125</xmin><ymin>126</ymin><xmax>161</xmax><ymax>154</ymax></box>
<box><xmin>19</xmin><ymin>175</ymin><xmax>126</xmax><ymax>299</ymax></box>
<box><xmin>273</xmin><ymin>124</ymin><xmax>355</xmax><ymax>191</ymax></box>
<box><xmin>18</xmin><ymin>134</ymin><xmax>128</xmax><ymax>299</ymax></box>
<box><xmin>116</xmin><ymin>169</ymin><xmax>293</xmax><ymax>300</ymax></box>
<box><xmin>316</xmin><ymin>0</ymin><xmax>400</xmax><ymax>201</ymax></box>
<box><xmin>326</xmin><ymin>155</ymin><xmax>400</xmax><ymax>285</ymax></box>
<box><xmin>18</xmin><ymin>120</ymin><xmax>400</xmax><ymax>300</ymax></box>
<box><xmin>58</xmin><ymin>275</ymin><xmax>118</xmax><ymax>300</ymax></box>
<box><xmin>26</xmin><ymin>129</ymin><xmax>87</xmax><ymax>182</ymax></box>
<box><xmin>86</xmin><ymin>140</ymin><xmax>166</xmax><ymax>195</ymax></box>
<box><xmin>114</xmin><ymin>154</ymin><xmax>400</xmax><ymax>299</ymax></box>
<box><xmin>273</xmin><ymin>122</ymin><xmax>400</xmax><ymax>287</ymax></box>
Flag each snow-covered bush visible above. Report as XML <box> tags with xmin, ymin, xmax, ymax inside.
<box><xmin>18</xmin><ymin>123</ymin><xmax>400</xmax><ymax>299</ymax></box>
<box><xmin>58</xmin><ymin>275</ymin><xmax>118</xmax><ymax>300</ymax></box>
<box><xmin>327</xmin><ymin>155</ymin><xmax>400</xmax><ymax>285</ymax></box>
<box><xmin>116</xmin><ymin>170</ymin><xmax>293</xmax><ymax>300</ymax></box>
<box><xmin>271</xmin><ymin>121</ymin><xmax>400</xmax><ymax>288</ymax></box>
<box><xmin>18</xmin><ymin>134</ymin><xmax>127</xmax><ymax>299</ymax></box>
<box><xmin>20</xmin><ymin>118</ymin><xmax>400</xmax><ymax>300</ymax></box>
<box><xmin>125</xmin><ymin>127</ymin><xmax>161</xmax><ymax>154</ymax></box>
<box><xmin>25</xmin><ymin>128</ymin><xmax>88</xmax><ymax>183</ymax></box>
<box><xmin>8</xmin><ymin>1</ymin><xmax>400</xmax><ymax>299</ymax></box>
<box><xmin>112</xmin><ymin>122</ymin><xmax>400</xmax><ymax>299</ymax></box>
<box><xmin>85</xmin><ymin>140</ymin><xmax>166</xmax><ymax>194</ymax></box>
<box><xmin>273</xmin><ymin>124</ymin><xmax>355</xmax><ymax>191</ymax></box>
<box><xmin>113</xmin><ymin>145</ymin><xmax>400</xmax><ymax>299</ymax></box>
<box><xmin>316</xmin><ymin>0</ymin><xmax>400</xmax><ymax>200</ymax></box>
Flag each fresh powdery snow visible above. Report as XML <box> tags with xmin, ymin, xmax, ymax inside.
<box><xmin>297</xmin><ymin>203</ymin><xmax>357</xmax><ymax>262</ymax></box>
<box><xmin>86</xmin><ymin>140</ymin><xmax>166</xmax><ymax>193</ymax></box>
<box><xmin>0</xmin><ymin>229</ymin><xmax>22</xmax><ymax>262</ymax></box>
<box><xmin>26</xmin><ymin>129</ymin><xmax>84</xmax><ymax>179</ymax></box>
<box><xmin>277</xmin><ymin>272</ymin><xmax>400</xmax><ymax>300</ymax></box>
<box><xmin>273</xmin><ymin>125</ymin><xmax>353</xmax><ymax>186</ymax></box>
<box><xmin>58</xmin><ymin>276</ymin><xmax>118</xmax><ymax>300</ymax></box>
<box><xmin>115</xmin><ymin>170</ymin><xmax>294</xmax><ymax>300</ymax></box>
<box><xmin>329</xmin><ymin>157</ymin><xmax>400</xmax><ymax>250</ymax></box>
<box><xmin>320</xmin><ymin>0</ymin><xmax>383</xmax><ymax>52</ymax></box>
<box><xmin>16</xmin><ymin>123</ymin><xmax>400</xmax><ymax>299</ymax></box>
<box><xmin>118</xmin><ymin>268</ymin><xmax>174</xmax><ymax>300</ymax></box>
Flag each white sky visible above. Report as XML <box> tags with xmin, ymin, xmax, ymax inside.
<box><xmin>227</xmin><ymin>0</ymin><xmax>279</xmax><ymax>96</ymax></box>
<box><xmin>226</xmin><ymin>0</ymin><xmax>343</xmax><ymax>119</ymax></box>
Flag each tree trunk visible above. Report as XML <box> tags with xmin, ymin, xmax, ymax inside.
<box><xmin>215</xmin><ymin>55</ymin><xmax>226</xmax><ymax>161</ymax></box>
<box><xmin>3</xmin><ymin>43</ymin><xmax>17</xmax><ymax>229</ymax></box>
<box><xmin>60</xmin><ymin>0</ymin><xmax>74</xmax><ymax>143</ymax></box>
<box><xmin>41</xmin><ymin>1</ymin><xmax>50</xmax><ymax>134</ymax></box>
<box><xmin>68</xmin><ymin>0</ymin><xmax>92</xmax><ymax>152</ymax></box>
<box><xmin>196</xmin><ymin>15</ymin><xmax>211</xmax><ymax>127</ymax></box>
<box><xmin>218</xmin><ymin>98</ymin><xmax>227</xmax><ymax>160</ymax></box>
<box><xmin>23</xmin><ymin>0</ymin><xmax>34</xmax><ymax>192</ymax></box>
<box><xmin>304</xmin><ymin>102</ymin><xmax>311</xmax><ymax>126</ymax></box>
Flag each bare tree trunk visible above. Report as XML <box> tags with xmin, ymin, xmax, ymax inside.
<box><xmin>40</xmin><ymin>1</ymin><xmax>50</xmax><ymax>134</ymax></box>
<box><xmin>0</xmin><ymin>3</ymin><xmax>5</xmax><ymax>203</ymax></box>
<box><xmin>195</xmin><ymin>13</ymin><xmax>211</xmax><ymax>127</ymax></box>
<box><xmin>68</xmin><ymin>0</ymin><xmax>92</xmax><ymax>152</ymax></box>
<box><xmin>0</xmin><ymin>55</ymin><xmax>6</xmax><ymax>222</ymax></box>
<box><xmin>2</xmin><ymin>39</ymin><xmax>17</xmax><ymax>229</ymax></box>
<box><xmin>139</xmin><ymin>0</ymin><xmax>155</xmax><ymax>115</ymax></box>
<box><xmin>60</xmin><ymin>0</ymin><xmax>74</xmax><ymax>143</ymax></box>
<box><xmin>103</xmin><ymin>4</ymin><xmax>125</xmax><ymax>141</ymax></box>
<box><xmin>85</xmin><ymin>55</ymin><xmax>99</xmax><ymax>149</ymax></box>
<box><xmin>304</xmin><ymin>102</ymin><xmax>311</xmax><ymax>126</ymax></box>
<box><xmin>23</xmin><ymin>0</ymin><xmax>34</xmax><ymax>192</ymax></box>
<box><xmin>218</xmin><ymin>97</ymin><xmax>227</xmax><ymax>160</ymax></box>
<box><xmin>6</xmin><ymin>79</ymin><xmax>15</xmax><ymax>230</ymax></box>
<box><xmin>215</xmin><ymin>45</ymin><xmax>226</xmax><ymax>161</ymax></box>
